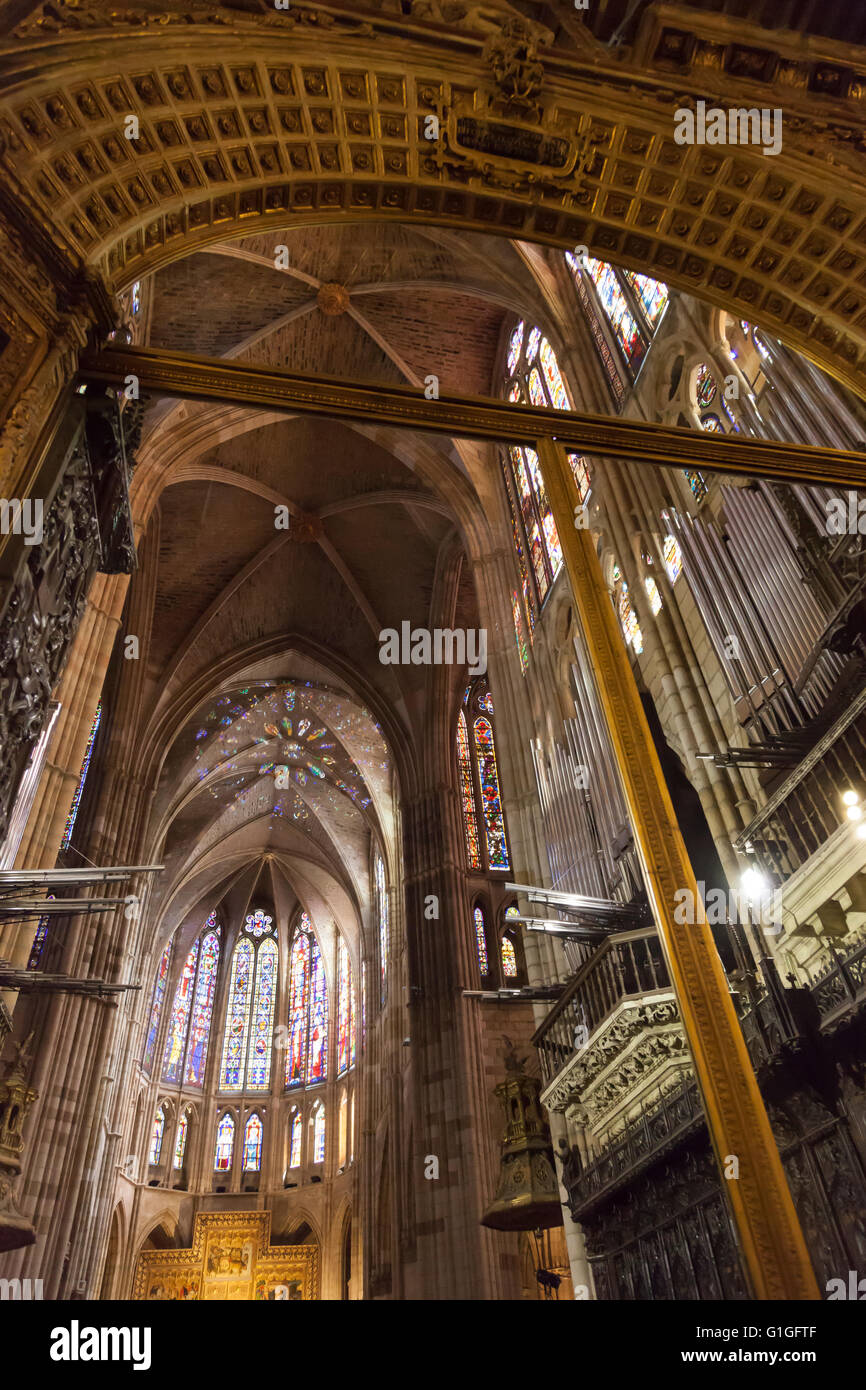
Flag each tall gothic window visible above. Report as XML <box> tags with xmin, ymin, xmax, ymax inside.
<box><xmin>502</xmin><ymin>322</ymin><xmax>589</xmax><ymax>668</ymax></box>
<box><xmin>374</xmin><ymin>853</ymin><xmax>389</xmax><ymax>1005</ymax></box>
<box><xmin>663</xmin><ymin>534</ymin><xmax>684</xmax><ymax>584</ymax></box>
<box><xmin>311</xmin><ymin>1101</ymin><xmax>326</xmax><ymax>1165</ymax></box>
<box><xmin>219</xmin><ymin>909</ymin><xmax>278</xmax><ymax>1092</ymax></box>
<box><xmin>289</xmin><ymin>1108</ymin><xmax>302</xmax><ymax>1168</ymax></box>
<box><xmin>337</xmin><ymin>936</ymin><xmax>356</xmax><ymax>1075</ymax></box>
<box><xmin>339</xmin><ymin>1092</ymin><xmax>349</xmax><ymax>1167</ymax></box>
<box><xmin>214</xmin><ymin>1113</ymin><xmax>234</xmax><ymax>1170</ymax></box>
<box><xmin>693</xmin><ymin>360</ymin><xmax>739</xmax><ymax>435</ymax></box>
<box><xmin>285</xmin><ymin>913</ymin><xmax>328</xmax><ymax>1088</ymax></box>
<box><xmin>617</xmin><ymin>583</ymin><xmax>644</xmax><ymax>656</ymax></box>
<box><xmin>60</xmin><ymin>701</ymin><xmax>102</xmax><ymax>850</ymax></box>
<box><xmin>457</xmin><ymin>710</ymin><xmax>482</xmax><ymax>869</ymax></box>
<box><xmin>243</xmin><ymin>1113</ymin><xmax>263</xmax><ymax>1171</ymax></box>
<box><xmin>457</xmin><ymin>684</ymin><xmax>510</xmax><ymax>872</ymax></box>
<box><xmin>474</xmin><ymin>905</ymin><xmax>489</xmax><ymax>977</ymax></box>
<box><xmin>565</xmin><ymin>254</ymin><xmax>668</xmax><ymax>381</ymax></box>
<box><xmin>148</xmin><ymin>1106</ymin><xmax>165</xmax><ymax>1166</ymax></box>
<box><xmin>162</xmin><ymin>913</ymin><xmax>221</xmax><ymax>1087</ymax></box>
<box><xmin>142</xmin><ymin>941</ymin><xmax>171</xmax><ymax>1074</ymax></box>
<box><xmin>174</xmin><ymin>1112</ymin><xmax>188</xmax><ymax>1170</ymax></box>
<box><xmin>502</xmin><ymin>904</ymin><xmax>522</xmax><ymax>981</ymax></box>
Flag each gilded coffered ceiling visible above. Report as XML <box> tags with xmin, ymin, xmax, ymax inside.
<box><xmin>1</xmin><ymin>1</ymin><xmax>866</xmax><ymax>394</ymax></box>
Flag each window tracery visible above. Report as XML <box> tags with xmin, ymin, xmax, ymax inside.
<box><xmin>456</xmin><ymin>683</ymin><xmax>511</xmax><ymax>873</ymax></box>
<box><xmin>474</xmin><ymin>905</ymin><xmax>489</xmax><ymax>976</ymax></box>
<box><xmin>162</xmin><ymin>913</ymin><xmax>221</xmax><ymax>1088</ymax></box>
<box><xmin>148</xmin><ymin>1106</ymin><xmax>165</xmax><ymax>1167</ymax></box>
<box><xmin>285</xmin><ymin>913</ymin><xmax>328</xmax><ymax>1088</ymax></box>
<box><xmin>219</xmin><ymin>908</ymin><xmax>278</xmax><ymax>1092</ymax></box>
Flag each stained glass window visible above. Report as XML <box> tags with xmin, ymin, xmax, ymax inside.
<box><xmin>375</xmin><ymin>854</ymin><xmax>389</xmax><ymax>1005</ymax></box>
<box><xmin>569</xmin><ymin>454</ymin><xmax>591</xmax><ymax>503</ymax></box>
<box><xmin>474</xmin><ymin>906</ymin><xmax>489</xmax><ymax>975</ymax></box>
<box><xmin>539</xmin><ymin>338</ymin><xmax>570</xmax><ymax>409</ymax></box>
<box><xmin>308</xmin><ymin>933</ymin><xmax>328</xmax><ymax>1084</ymax></box>
<box><xmin>174</xmin><ymin>1112</ymin><xmax>188</xmax><ymax>1170</ymax></box>
<box><xmin>507</xmin><ymin>320</ymin><xmax>524</xmax><ymax>374</ymax></box>
<box><xmin>571</xmin><ymin>255</ymin><xmax>646</xmax><ymax>371</ymax></box>
<box><xmin>645</xmin><ymin>577</ymin><xmax>662</xmax><ymax>615</ymax></box>
<box><xmin>501</xmin><ymin>936</ymin><xmax>518</xmax><ymax>979</ymax></box>
<box><xmin>60</xmin><ymin>702</ymin><xmax>102</xmax><ymax>850</ymax></box>
<box><xmin>219</xmin><ymin>938</ymin><xmax>253</xmax><ymax>1091</ymax></box>
<box><xmin>285</xmin><ymin>916</ymin><xmax>328</xmax><ymax>1087</ymax></box>
<box><xmin>148</xmin><ymin>1107</ymin><xmax>165</xmax><ymax>1166</ymax></box>
<box><xmin>663</xmin><ymin>534</ymin><xmax>683</xmax><ymax>584</ymax></box>
<box><xmin>512</xmin><ymin>591</ymin><xmax>529</xmax><ymax>676</ymax></box>
<box><xmin>184</xmin><ymin>923</ymin><xmax>220</xmax><ymax>1086</ymax></box>
<box><xmin>527</xmin><ymin>367</ymin><xmax>546</xmax><ymax>408</ymax></box>
<box><xmin>214</xmin><ymin>1113</ymin><xmax>234</xmax><ymax>1170</ymax></box>
<box><xmin>525</xmin><ymin>449</ymin><xmax>562</xmax><ymax>576</ymax></box>
<box><xmin>219</xmin><ymin>912</ymin><xmax>277</xmax><ymax>1092</ymax></box>
<box><xmin>243</xmin><ymin>1113</ymin><xmax>263</xmax><ymax>1171</ymax></box>
<box><xmin>695</xmin><ymin>363</ymin><xmax>717</xmax><ymax>409</ymax></box>
<box><xmin>143</xmin><ymin>941</ymin><xmax>171</xmax><ymax>1074</ymax></box>
<box><xmin>500</xmin><ymin>323</ymin><xmax>577</xmax><ymax>628</ymax></box>
<box><xmin>312</xmin><ymin>1104</ymin><xmax>326</xmax><ymax>1164</ymax></box>
<box><xmin>289</xmin><ymin>1109</ymin><xmax>302</xmax><ymax>1168</ymax></box>
<box><xmin>286</xmin><ymin>928</ymin><xmax>310</xmax><ymax>1088</ymax></box>
<box><xmin>618</xmin><ymin>584</ymin><xmax>644</xmax><ymax>655</ymax></box>
<box><xmin>244</xmin><ymin>908</ymin><xmax>272</xmax><ymax>937</ymax></box>
<box><xmin>457</xmin><ymin>710</ymin><xmax>482</xmax><ymax>868</ymax></box>
<box><xmin>339</xmin><ymin>1092</ymin><xmax>349</xmax><ymax>1167</ymax></box>
<box><xmin>700</xmin><ymin>413</ymin><xmax>723</xmax><ymax>433</ymax></box>
<box><xmin>247</xmin><ymin>938</ymin><xmax>278</xmax><ymax>1089</ymax></box>
<box><xmin>337</xmin><ymin>936</ymin><xmax>356</xmax><ymax>1075</ymax></box>
<box><xmin>622</xmin><ymin>270</ymin><xmax>669</xmax><ymax>329</ymax></box>
<box><xmin>684</xmin><ymin>470</ymin><xmax>709</xmax><ymax>502</ymax></box>
<box><xmin>568</xmin><ymin>256</ymin><xmax>626</xmax><ymax>405</ymax></box>
<box><xmin>473</xmin><ymin>716</ymin><xmax>510</xmax><ymax>870</ymax></box>
<box><xmin>162</xmin><ymin>938</ymin><xmax>199</xmax><ymax>1085</ymax></box>
<box><xmin>27</xmin><ymin>911</ymin><xmax>51</xmax><ymax>971</ymax></box>
<box><xmin>131</xmin><ymin>280</ymin><xmax>141</xmax><ymax>315</ymax></box>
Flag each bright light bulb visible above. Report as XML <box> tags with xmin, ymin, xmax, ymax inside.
<box><xmin>842</xmin><ymin>790</ymin><xmax>860</xmax><ymax>807</ymax></box>
<box><xmin>740</xmin><ymin>867</ymin><xmax>767</xmax><ymax>900</ymax></box>
<box><xmin>848</xmin><ymin>804</ymin><xmax>863</xmax><ymax>821</ymax></box>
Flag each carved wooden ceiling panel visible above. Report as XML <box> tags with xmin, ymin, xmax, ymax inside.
<box><xmin>1</xmin><ymin>3</ymin><xmax>866</xmax><ymax>395</ymax></box>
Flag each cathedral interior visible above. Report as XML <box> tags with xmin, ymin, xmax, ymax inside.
<box><xmin>2</xmin><ymin>0</ymin><xmax>866</xmax><ymax>1313</ymax></box>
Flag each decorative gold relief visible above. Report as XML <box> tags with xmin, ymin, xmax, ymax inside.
<box><xmin>133</xmin><ymin>1211</ymin><xmax>318</xmax><ymax>1301</ymax></box>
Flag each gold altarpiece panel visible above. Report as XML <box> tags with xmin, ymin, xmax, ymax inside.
<box><xmin>133</xmin><ymin>1211</ymin><xmax>318</xmax><ymax>1301</ymax></box>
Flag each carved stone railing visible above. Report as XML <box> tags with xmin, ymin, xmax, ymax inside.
<box><xmin>532</xmin><ymin>927</ymin><xmax>670</xmax><ymax>1091</ymax></box>
<box><xmin>562</xmin><ymin>1074</ymin><xmax>704</xmax><ymax>1216</ymax></box>
<box><xmin>558</xmin><ymin>932</ymin><xmax>866</xmax><ymax>1221</ymax></box>
<box><xmin>807</xmin><ymin>936</ymin><xmax>866</xmax><ymax>1026</ymax></box>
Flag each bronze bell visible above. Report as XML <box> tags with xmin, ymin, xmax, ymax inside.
<box><xmin>481</xmin><ymin>1039</ymin><xmax>562</xmax><ymax>1232</ymax></box>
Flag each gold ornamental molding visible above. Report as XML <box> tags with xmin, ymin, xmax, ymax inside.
<box><xmin>2</xmin><ymin>4</ymin><xmax>866</xmax><ymax>396</ymax></box>
<box><xmin>80</xmin><ymin>345</ymin><xmax>866</xmax><ymax>487</ymax></box>
<box><xmin>535</xmin><ymin>436</ymin><xmax>819</xmax><ymax>1301</ymax></box>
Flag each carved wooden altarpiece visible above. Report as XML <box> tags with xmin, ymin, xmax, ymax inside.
<box><xmin>132</xmin><ymin>1211</ymin><xmax>318</xmax><ymax>1301</ymax></box>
